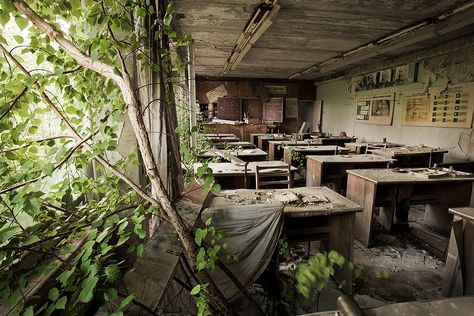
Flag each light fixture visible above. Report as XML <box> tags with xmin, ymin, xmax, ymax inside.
<box><xmin>288</xmin><ymin>1</ymin><xmax>474</xmax><ymax>79</ymax></box>
<box><xmin>223</xmin><ymin>1</ymin><xmax>280</xmax><ymax>75</ymax></box>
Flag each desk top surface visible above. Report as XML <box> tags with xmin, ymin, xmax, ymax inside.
<box><xmin>285</xmin><ymin>145</ymin><xmax>350</xmax><ymax>153</ymax></box>
<box><xmin>207</xmin><ymin>136</ymin><xmax>240</xmax><ymax>142</ymax></box>
<box><xmin>203</xmin><ymin>133</ymin><xmax>237</xmax><ymax>137</ymax></box>
<box><xmin>194</xmin><ymin>161</ymin><xmax>297</xmax><ymax>175</ymax></box>
<box><xmin>258</xmin><ymin>134</ymin><xmax>289</xmax><ymax>140</ymax></box>
<box><xmin>207</xmin><ymin>187</ymin><xmax>362</xmax><ymax>217</ymax></box>
<box><xmin>315</xmin><ymin>136</ymin><xmax>357</xmax><ymax>141</ymax></box>
<box><xmin>269</xmin><ymin>140</ymin><xmax>320</xmax><ymax>146</ymax></box>
<box><xmin>449</xmin><ymin>207</ymin><xmax>474</xmax><ymax>221</ymax></box>
<box><xmin>213</xmin><ymin>141</ymin><xmax>255</xmax><ymax>148</ymax></box>
<box><xmin>347</xmin><ymin>168</ymin><xmax>474</xmax><ymax>184</ymax></box>
<box><xmin>307</xmin><ymin>154</ymin><xmax>394</xmax><ymax>164</ymax></box>
<box><xmin>371</xmin><ymin>146</ymin><xmax>448</xmax><ymax>156</ymax></box>
<box><xmin>345</xmin><ymin>141</ymin><xmax>404</xmax><ymax>148</ymax></box>
<box><xmin>199</xmin><ymin>148</ymin><xmax>268</xmax><ymax>157</ymax></box>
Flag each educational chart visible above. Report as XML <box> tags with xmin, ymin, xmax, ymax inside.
<box><xmin>355</xmin><ymin>93</ymin><xmax>395</xmax><ymax>125</ymax></box>
<box><xmin>402</xmin><ymin>83</ymin><xmax>474</xmax><ymax>128</ymax></box>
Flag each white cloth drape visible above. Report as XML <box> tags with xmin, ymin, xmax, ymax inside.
<box><xmin>201</xmin><ymin>203</ymin><xmax>284</xmax><ymax>302</ymax></box>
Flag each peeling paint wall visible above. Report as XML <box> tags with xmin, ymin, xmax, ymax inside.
<box><xmin>316</xmin><ymin>34</ymin><xmax>474</xmax><ymax>161</ymax></box>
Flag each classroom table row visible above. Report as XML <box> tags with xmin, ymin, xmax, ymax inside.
<box><xmin>195</xmin><ymin>135</ymin><xmax>474</xmax><ymax>295</ymax></box>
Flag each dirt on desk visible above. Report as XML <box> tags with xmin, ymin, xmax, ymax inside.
<box><xmin>376</xmin><ymin>145</ymin><xmax>446</xmax><ymax>155</ymax></box>
<box><xmin>221</xmin><ymin>190</ymin><xmax>331</xmax><ymax>207</ymax></box>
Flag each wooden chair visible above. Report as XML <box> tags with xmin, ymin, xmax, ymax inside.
<box><xmin>255</xmin><ymin>164</ymin><xmax>292</xmax><ymax>189</ymax></box>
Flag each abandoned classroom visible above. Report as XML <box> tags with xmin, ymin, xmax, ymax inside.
<box><xmin>1</xmin><ymin>0</ymin><xmax>474</xmax><ymax>315</ymax></box>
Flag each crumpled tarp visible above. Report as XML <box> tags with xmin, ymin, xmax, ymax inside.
<box><xmin>201</xmin><ymin>202</ymin><xmax>284</xmax><ymax>302</ymax></box>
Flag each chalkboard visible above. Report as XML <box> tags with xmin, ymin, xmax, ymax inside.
<box><xmin>217</xmin><ymin>97</ymin><xmax>241</xmax><ymax>121</ymax></box>
<box><xmin>264</xmin><ymin>98</ymin><xmax>283</xmax><ymax>123</ymax></box>
<box><xmin>242</xmin><ymin>98</ymin><xmax>263</xmax><ymax>119</ymax></box>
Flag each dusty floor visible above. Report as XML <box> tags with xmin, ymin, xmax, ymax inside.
<box><xmin>158</xmin><ymin>204</ymin><xmax>450</xmax><ymax>315</ymax></box>
<box><xmin>273</xmin><ymin>205</ymin><xmax>448</xmax><ymax>315</ymax></box>
<box><xmin>353</xmin><ymin>206</ymin><xmax>446</xmax><ymax>305</ymax></box>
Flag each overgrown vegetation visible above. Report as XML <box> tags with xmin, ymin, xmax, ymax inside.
<box><xmin>0</xmin><ymin>0</ymin><xmax>383</xmax><ymax>314</ymax></box>
<box><xmin>0</xmin><ymin>0</ymin><xmax>231</xmax><ymax>314</ymax></box>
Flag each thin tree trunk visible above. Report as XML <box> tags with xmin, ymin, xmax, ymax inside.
<box><xmin>11</xmin><ymin>1</ymin><xmax>232</xmax><ymax>314</ymax></box>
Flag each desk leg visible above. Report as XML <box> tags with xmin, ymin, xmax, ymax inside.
<box><xmin>425</xmin><ymin>183</ymin><xmax>472</xmax><ymax>233</ymax></box>
<box><xmin>444</xmin><ymin>217</ymin><xmax>474</xmax><ymax>296</ymax></box>
<box><xmin>379</xmin><ymin>206</ymin><xmax>395</xmax><ymax>231</ymax></box>
<box><xmin>443</xmin><ymin>216</ymin><xmax>464</xmax><ymax>296</ymax></box>
<box><xmin>347</xmin><ymin>175</ymin><xmax>377</xmax><ymax>247</ymax></box>
<box><xmin>328</xmin><ymin>213</ymin><xmax>355</xmax><ymax>293</ymax></box>
<box><xmin>463</xmin><ymin>220</ymin><xmax>474</xmax><ymax>294</ymax></box>
<box><xmin>268</xmin><ymin>144</ymin><xmax>275</xmax><ymax>161</ymax></box>
<box><xmin>425</xmin><ymin>204</ymin><xmax>453</xmax><ymax>234</ymax></box>
<box><xmin>306</xmin><ymin>159</ymin><xmax>322</xmax><ymax>187</ymax></box>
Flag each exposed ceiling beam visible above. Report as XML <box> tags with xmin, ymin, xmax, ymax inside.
<box><xmin>289</xmin><ymin>1</ymin><xmax>474</xmax><ymax>79</ymax></box>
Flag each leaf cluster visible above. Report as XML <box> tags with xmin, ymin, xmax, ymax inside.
<box><xmin>0</xmin><ymin>0</ymin><xmax>173</xmax><ymax>314</ymax></box>
<box><xmin>194</xmin><ymin>218</ymin><xmax>229</xmax><ymax>272</ymax></box>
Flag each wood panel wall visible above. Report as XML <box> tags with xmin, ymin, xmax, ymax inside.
<box><xmin>197</xmin><ymin>79</ymin><xmax>315</xmax><ymax>133</ymax></box>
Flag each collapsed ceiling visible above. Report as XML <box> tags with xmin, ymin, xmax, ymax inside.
<box><xmin>174</xmin><ymin>0</ymin><xmax>474</xmax><ymax>80</ymax></box>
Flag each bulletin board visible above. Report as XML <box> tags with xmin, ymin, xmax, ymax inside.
<box><xmin>355</xmin><ymin>93</ymin><xmax>395</xmax><ymax>125</ymax></box>
<box><xmin>264</xmin><ymin>98</ymin><xmax>284</xmax><ymax>123</ymax></box>
<box><xmin>402</xmin><ymin>83</ymin><xmax>474</xmax><ymax>128</ymax></box>
<box><xmin>217</xmin><ymin>97</ymin><xmax>241</xmax><ymax>121</ymax></box>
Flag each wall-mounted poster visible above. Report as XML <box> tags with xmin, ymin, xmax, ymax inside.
<box><xmin>354</xmin><ymin>62</ymin><xmax>419</xmax><ymax>92</ymax></box>
<box><xmin>206</xmin><ymin>84</ymin><xmax>228</xmax><ymax>103</ymax></box>
<box><xmin>265</xmin><ymin>85</ymin><xmax>286</xmax><ymax>95</ymax></box>
<box><xmin>394</xmin><ymin>63</ymin><xmax>418</xmax><ymax>85</ymax></box>
<box><xmin>356</xmin><ymin>100</ymin><xmax>370</xmax><ymax>121</ymax></box>
<box><xmin>377</xmin><ymin>69</ymin><xmax>393</xmax><ymax>89</ymax></box>
<box><xmin>355</xmin><ymin>93</ymin><xmax>395</xmax><ymax>125</ymax></box>
<box><xmin>402</xmin><ymin>82</ymin><xmax>474</xmax><ymax>128</ymax></box>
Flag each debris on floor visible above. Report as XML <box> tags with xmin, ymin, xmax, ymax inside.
<box><xmin>272</xmin><ymin>206</ymin><xmax>447</xmax><ymax>314</ymax></box>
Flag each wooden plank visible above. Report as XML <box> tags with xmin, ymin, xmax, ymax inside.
<box><xmin>306</xmin><ymin>158</ymin><xmax>323</xmax><ymax>187</ymax></box>
<box><xmin>443</xmin><ymin>216</ymin><xmax>464</xmax><ymax>296</ymax></box>
<box><xmin>328</xmin><ymin>213</ymin><xmax>355</xmax><ymax>293</ymax></box>
<box><xmin>450</xmin><ymin>207</ymin><xmax>474</xmax><ymax>221</ymax></box>
<box><xmin>463</xmin><ymin>220</ymin><xmax>474</xmax><ymax>294</ymax></box>
<box><xmin>347</xmin><ymin>174</ymin><xmax>377</xmax><ymax>247</ymax></box>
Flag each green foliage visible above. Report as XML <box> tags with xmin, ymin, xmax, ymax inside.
<box><xmin>295</xmin><ymin>251</ymin><xmax>349</xmax><ymax>299</ymax></box>
<box><xmin>295</xmin><ymin>249</ymin><xmax>386</xmax><ymax>304</ymax></box>
<box><xmin>175</xmin><ymin>120</ymin><xmax>217</xmax><ymax>193</ymax></box>
<box><xmin>287</xmin><ymin>148</ymin><xmax>305</xmax><ymax>169</ymax></box>
<box><xmin>375</xmin><ymin>270</ymin><xmax>390</xmax><ymax>279</ymax></box>
<box><xmin>195</xmin><ymin>161</ymin><xmax>221</xmax><ymax>194</ymax></box>
<box><xmin>278</xmin><ymin>238</ymin><xmax>290</xmax><ymax>262</ymax></box>
<box><xmin>0</xmin><ymin>0</ymin><xmax>188</xmax><ymax>314</ymax></box>
<box><xmin>195</xmin><ymin>218</ymin><xmax>227</xmax><ymax>272</ymax></box>
<box><xmin>190</xmin><ymin>283</ymin><xmax>212</xmax><ymax>316</ymax></box>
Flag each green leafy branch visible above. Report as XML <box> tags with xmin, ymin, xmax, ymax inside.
<box><xmin>295</xmin><ymin>251</ymin><xmax>364</xmax><ymax>299</ymax></box>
